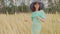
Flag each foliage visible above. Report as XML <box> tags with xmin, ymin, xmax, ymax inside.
<box><xmin>0</xmin><ymin>0</ymin><xmax>60</xmax><ymax>14</ymax></box>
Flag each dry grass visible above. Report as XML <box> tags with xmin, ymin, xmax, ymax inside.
<box><xmin>0</xmin><ymin>13</ymin><xmax>60</xmax><ymax>34</ymax></box>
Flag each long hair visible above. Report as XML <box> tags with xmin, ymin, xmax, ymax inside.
<box><xmin>30</xmin><ymin>1</ymin><xmax>44</xmax><ymax>12</ymax></box>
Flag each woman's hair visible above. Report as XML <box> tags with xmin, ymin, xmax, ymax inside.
<box><xmin>30</xmin><ymin>1</ymin><xmax>44</xmax><ymax>12</ymax></box>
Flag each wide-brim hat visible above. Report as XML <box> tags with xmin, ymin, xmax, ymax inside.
<box><xmin>30</xmin><ymin>1</ymin><xmax>44</xmax><ymax>11</ymax></box>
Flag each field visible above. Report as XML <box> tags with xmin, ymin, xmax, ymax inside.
<box><xmin>0</xmin><ymin>13</ymin><xmax>60</xmax><ymax>34</ymax></box>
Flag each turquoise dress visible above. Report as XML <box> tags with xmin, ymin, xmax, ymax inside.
<box><xmin>31</xmin><ymin>10</ymin><xmax>45</xmax><ymax>34</ymax></box>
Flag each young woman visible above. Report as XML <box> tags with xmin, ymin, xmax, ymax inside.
<box><xmin>30</xmin><ymin>1</ymin><xmax>46</xmax><ymax>34</ymax></box>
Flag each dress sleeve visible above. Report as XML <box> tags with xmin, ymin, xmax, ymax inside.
<box><xmin>39</xmin><ymin>10</ymin><xmax>46</xmax><ymax>18</ymax></box>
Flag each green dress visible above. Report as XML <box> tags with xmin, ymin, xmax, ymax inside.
<box><xmin>31</xmin><ymin>10</ymin><xmax>45</xmax><ymax>34</ymax></box>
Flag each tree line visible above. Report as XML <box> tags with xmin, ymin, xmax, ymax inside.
<box><xmin>0</xmin><ymin>0</ymin><xmax>60</xmax><ymax>14</ymax></box>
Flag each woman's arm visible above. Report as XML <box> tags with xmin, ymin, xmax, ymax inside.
<box><xmin>36</xmin><ymin>16</ymin><xmax>46</xmax><ymax>22</ymax></box>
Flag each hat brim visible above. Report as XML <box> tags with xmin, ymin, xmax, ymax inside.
<box><xmin>30</xmin><ymin>1</ymin><xmax>44</xmax><ymax>11</ymax></box>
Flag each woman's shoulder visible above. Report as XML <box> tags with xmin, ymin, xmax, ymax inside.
<box><xmin>39</xmin><ymin>10</ymin><xmax>45</xmax><ymax>14</ymax></box>
<box><xmin>32</xmin><ymin>10</ymin><xmax>44</xmax><ymax>14</ymax></box>
<box><xmin>39</xmin><ymin>10</ymin><xmax>44</xmax><ymax>12</ymax></box>
<box><xmin>38</xmin><ymin>10</ymin><xmax>45</xmax><ymax>15</ymax></box>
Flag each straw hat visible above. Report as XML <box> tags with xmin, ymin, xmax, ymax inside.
<box><xmin>30</xmin><ymin>1</ymin><xmax>44</xmax><ymax>11</ymax></box>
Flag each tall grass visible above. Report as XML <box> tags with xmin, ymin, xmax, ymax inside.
<box><xmin>0</xmin><ymin>13</ymin><xmax>60</xmax><ymax>34</ymax></box>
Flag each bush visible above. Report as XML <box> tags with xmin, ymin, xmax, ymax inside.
<box><xmin>4</xmin><ymin>6</ymin><xmax>15</xmax><ymax>14</ymax></box>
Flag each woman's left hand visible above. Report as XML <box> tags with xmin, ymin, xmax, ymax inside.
<box><xmin>36</xmin><ymin>16</ymin><xmax>46</xmax><ymax>22</ymax></box>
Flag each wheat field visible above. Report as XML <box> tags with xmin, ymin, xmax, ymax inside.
<box><xmin>0</xmin><ymin>13</ymin><xmax>60</xmax><ymax>34</ymax></box>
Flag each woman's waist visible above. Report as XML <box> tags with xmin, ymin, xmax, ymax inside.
<box><xmin>32</xmin><ymin>18</ymin><xmax>41</xmax><ymax>22</ymax></box>
<box><xmin>32</xmin><ymin>20</ymin><xmax>41</xmax><ymax>24</ymax></box>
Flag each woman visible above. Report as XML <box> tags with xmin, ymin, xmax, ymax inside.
<box><xmin>30</xmin><ymin>1</ymin><xmax>46</xmax><ymax>34</ymax></box>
